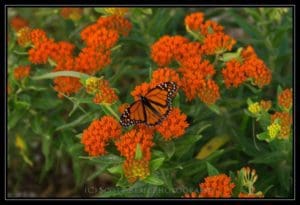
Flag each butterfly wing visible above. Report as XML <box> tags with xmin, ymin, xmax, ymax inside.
<box><xmin>143</xmin><ymin>82</ymin><xmax>178</xmax><ymax>126</ymax></box>
<box><xmin>120</xmin><ymin>100</ymin><xmax>146</xmax><ymax>127</ymax></box>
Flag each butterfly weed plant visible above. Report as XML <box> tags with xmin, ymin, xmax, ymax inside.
<box><xmin>7</xmin><ymin>8</ymin><xmax>293</xmax><ymax>198</ymax></box>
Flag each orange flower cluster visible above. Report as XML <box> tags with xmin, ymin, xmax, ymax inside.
<box><xmin>278</xmin><ymin>88</ymin><xmax>293</xmax><ymax>110</ymax></box>
<box><xmin>81</xmin><ymin>116</ymin><xmax>122</xmax><ymax>156</ymax></box>
<box><xmin>97</xmin><ymin>15</ymin><xmax>132</xmax><ymax>36</ymax></box>
<box><xmin>260</xmin><ymin>100</ymin><xmax>272</xmax><ymax>111</ymax></box>
<box><xmin>185</xmin><ymin>12</ymin><xmax>234</xmax><ymax>55</ymax></box>
<box><xmin>198</xmin><ymin>79</ymin><xmax>220</xmax><ymax>105</ymax></box>
<box><xmin>13</xmin><ymin>65</ymin><xmax>31</xmax><ymax>80</ymax></box>
<box><xmin>75</xmin><ymin>47</ymin><xmax>111</xmax><ymax>74</ymax></box>
<box><xmin>150</xmin><ymin>35</ymin><xmax>190</xmax><ymax>67</ymax></box>
<box><xmin>222</xmin><ymin>60</ymin><xmax>246</xmax><ymax>88</ymax></box>
<box><xmin>93</xmin><ymin>79</ymin><xmax>118</xmax><ymax>104</ymax></box>
<box><xmin>115</xmin><ymin>127</ymin><xmax>154</xmax><ymax>161</ymax></box>
<box><xmin>199</xmin><ymin>174</ymin><xmax>235</xmax><ymax>198</ymax></box>
<box><xmin>222</xmin><ymin>46</ymin><xmax>272</xmax><ymax>88</ymax></box>
<box><xmin>150</xmin><ymin>12</ymin><xmax>229</xmax><ymax>104</ymax></box>
<box><xmin>115</xmin><ymin>127</ymin><xmax>154</xmax><ymax>183</ymax></box>
<box><xmin>60</xmin><ymin>8</ymin><xmax>83</xmax><ymax>20</ymax></box>
<box><xmin>17</xmin><ymin>27</ymin><xmax>32</xmax><ymax>47</ymax></box>
<box><xmin>271</xmin><ymin>111</ymin><xmax>292</xmax><ymax>139</ymax></box>
<box><xmin>202</xmin><ymin>32</ymin><xmax>236</xmax><ymax>55</ymax></box>
<box><xmin>151</xmin><ymin>67</ymin><xmax>182</xmax><ymax>88</ymax></box>
<box><xmin>185</xmin><ymin>12</ymin><xmax>224</xmax><ymax>36</ymax></box>
<box><xmin>81</xmin><ymin>15</ymin><xmax>132</xmax><ymax>41</ymax></box>
<box><xmin>53</xmin><ymin>77</ymin><xmax>82</xmax><ymax>98</ymax></box>
<box><xmin>84</xmin><ymin>28</ymin><xmax>119</xmax><ymax>50</ymax></box>
<box><xmin>10</xmin><ymin>15</ymin><xmax>29</xmax><ymax>31</ymax></box>
<box><xmin>183</xmin><ymin>174</ymin><xmax>235</xmax><ymax>198</ymax></box>
<box><xmin>123</xmin><ymin>158</ymin><xmax>150</xmax><ymax>183</ymax></box>
<box><xmin>156</xmin><ymin>108</ymin><xmax>189</xmax><ymax>140</ymax></box>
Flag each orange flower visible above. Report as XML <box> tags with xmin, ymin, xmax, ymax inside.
<box><xmin>123</xmin><ymin>158</ymin><xmax>150</xmax><ymax>183</ymax></box>
<box><xmin>53</xmin><ymin>76</ymin><xmax>82</xmax><ymax>98</ymax></box>
<box><xmin>97</xmin><ymin>15</ymin><xmax>132</xmax><ymax>37</ymax></box>
<box><xmin>28</xmin><ymin>39</ymin><xmax>56</xmax><ymax>64</ymax></box>
<box><xmin>260</xmin><ymin>100</ymin><xmax>272</xmax><ymax>111</ymax></box>
<box><xmin>75</xmin><ymin>47</ymin><xmax>111</xmax><ymax>74</ymax></box>
<box><xmin>60</xmin><ymin>8</ymin><xmax>83</xmax><ymax>20</ymax></box>
<box><xmin>84</xmin><ymin>28</ymin><xmax>119</xmax><ymax>50</ymax></box>
<box><xmin>30</xmin><ymin>29</ymin><xmax>48</xmax><ymax>47</ymax></box>
<box><xmin>49</xmin><ymin>41</ymin><xmax>75</xmax><ymax>63</ymax></box>
<box><xmin>118</xmin><ymin>103</ymin><xmax>130</xmax><ymax>114</ymax></box>
<box><xmin>200</xmin><ymin>20</ymin><xmax>224</xmax><ymax>36</ymax></box>
<box><xmin>198</xmin><ymin>79</ymin><xmax>220</xmax><ymax>105</ymax></box>
<box><xmin>13</xmin><ymin>65</ymin><xmax>31</xmax><ymax>80</ymax></box>
<box><xmin>199</xmin><ymin>174</ymin><xmax>235</xmax><ymax>198</ymax></box>
<box><xmin>151</xmin><ymin>68</ymin><xmax>182</xmax><ymax>87</ymax></box>
<box><xmin>93</xmin><ymin>79</ymin><xmax>118</xmax><ymax>104</ymax></box>
<box><xmin>222</xmin><ymin>60</ymin><xmax>247</xmax><ymax>88</ymax></box>
<box><xmin>17</xmin><ymin>27</ymin><xmax>32</xmax><ymax>47</ymax></box>
<box><xmin>278</xmin><ymin>88</ymin><xmax>293</xmax><ymax>110</ymax></box>
<box><xmin>202</xmin><ymin>32</ymin><xmax>236</xmax><ymax>55</ymax></box>
<box><xmin>271</xmin><ymin>112</ymin><xmax>292</xmax><ymax>139</ymax></box>
<box><xmin>10</xmin><ymin>16</ymin><xmax>29</xmax><ymax>31</ymax></box>
<box><xmin>180</xmin><ymin>58</ymin><xmax>215</xmax><ymax>101</ymax></box>
<box><xmin>243</xmin><ymin>58</ymin><xmax>272</xmax><ymax>88</ymax></box>
<box><xmin>115</xmin><ymin>127</ymin><xmax>154</xmax><ymax>161</ymax></box>
<box><xmin>241</xmin><ymin>45</ymin><xmax>258</xmax><ymax>60</ymax></box>
<box><xmin>176</xmin><ymin>42</ymin><xmax>203</xmax><ymax>63</ymax></box>
<box><xmin>81</xmin><ymin>15</ymin><xmax>132</xmax><ymax>40</ymax></box>
<box><xmin>130</xmin><ymin>82</ymin><xmax>153</xmax><ymax>101</ymax></box>
<box><xmin>185</xmin><ymin>12</ymin><xmax>205</xmax><ymax>31</ymax></box>
<box><xmin>155</xmin><ymin>108</ymin><xmax>189</xmax><ymax>140</ymax></box>
<box><xmin>151</xmin><ymin>35</ymin><xmax>189</xmax><ymax>66</ymax></box>
<box><xmin>239</xmin><ymin>192</ymin><xmax>264</xmax><ymax>198</ymax></box>
<box><xmin>184</xmin><ymin>12</ymin><xmax>223</xmax><ymax>36</ymax></box>
<box><xmin>81</xmin><ymin>116</ymin><xmax>122</xmax><ymax>156</ymax></box>
<box><xmin>81</xmin><ymin>24</ymin><xmax>100</xmax><ymax>42</ymax></box>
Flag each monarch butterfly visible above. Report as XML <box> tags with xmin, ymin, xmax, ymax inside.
<box><xmin>120</xmin><ymin>82</ymin><xmax>178</xmax><ymax>127</ymax></box>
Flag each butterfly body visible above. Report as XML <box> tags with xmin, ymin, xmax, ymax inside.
<box><xmin>120</xmin><ymin>82</ymin><xmax>178</xmax><ymax>127</ymax></box>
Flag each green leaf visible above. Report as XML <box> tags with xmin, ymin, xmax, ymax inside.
<box><xmin>32</xmin><ymin>71</ymin><xmax>90</xmax><ymax>80</ymax></box>
<box><xmin>141</xmin><ymin>8</ymin><xmax>152</xmax><ymax>15</ymax></box>
<box><xmin>94</xmin><ymin>8</ymin><xmax>106</xmax><ymax>14</ymax></box>
<box><xmin>144</xmin><ymin>175</ymin><xmax>164</xmax><ymax>186</ymax></box>
<box><xmin>208</xmin><ymin>104</ymin><xmax>221</xmax><ymax>115</ymax></box>
<box><xmin>206</xmin><ymin>162</ymin><xmax>219</xmax><ymax>176</ymax></box>
<box><xmin>150</xmin><ymin>157</ymin><xmax>165</xmax><ymax>171</ymax></box>
<box><xmin>55</xmin><ymin>113</ymin><xmax>92</xmax><ymax>131</ymax></box>
<box><xmin>87</xmin><ymin>165</ymin><xmax>109</xmax><ymax>182</ymax></box>
<box><xmin>256</xmin><ymin>131</ymin><xmax>273</xmax><ymax>143</ymax></box>
<box><xmin>8</xmin><ymin>101</ymin><xmax>30</xmax><ymax>130</ymax></box>
<box><xmin>158</xmin><ymin>140</ymin><xmax>175</xmax><ymax>159</ymax></box>
<box><xmin>135</xmin><ymin>143</ymin><xmax>143</xmax><ymax>160</ymax></box>
<box><xmin>107</xmin><ymin>164</ymin><xmax>123</xmax><ymax>175</ymax></box>
<box><xmin>249</xmin><ymin>151</ymin><xmax>286</xmax><ymax>164</ymax></box>
<box><xmin>79</xmin><ymin>154</ymin><xmax>123</xmax><ymax>165</ymax></box>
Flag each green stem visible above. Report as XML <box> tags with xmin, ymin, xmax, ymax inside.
<box><xmin>102</xmin><ymin>103</ymin><xmax>119</xmax><ymax>120</ymax></box>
